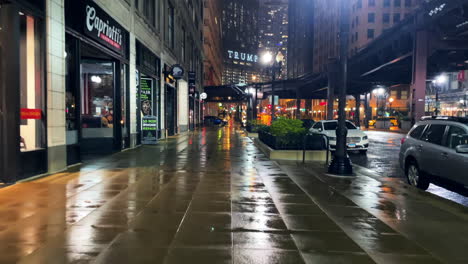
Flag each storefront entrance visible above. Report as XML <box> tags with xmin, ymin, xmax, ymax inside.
<box><xmin>166</xmin><ymin>85</ymin><xmax>177</xmax><ymax>136</ymax></box>
<box><xmin>80</xmin><ymin>60</ymin><xmax>116</xmax><ymax>153</ymax></box>
<box><xmin>65</xmin><ymin>0</ymin><xmax>129</xmax><ymax>162</ymax></box>
<box><xmin>135</xmin><ymin>41</ymin><xmax>161</xmax><ymax>143</ymax></box>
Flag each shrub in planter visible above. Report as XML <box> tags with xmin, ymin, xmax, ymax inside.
<box><xmin>270</xmin><ymin>119</ymin><xmax>305</xmax><ymax>137</ymax></box>
<box><xmin>247</xmin><ymin>120</ymin><xmax>268</xmax><ymax>133</ymax></box>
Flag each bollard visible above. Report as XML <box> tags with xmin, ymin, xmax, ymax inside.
<box><xmin>324</xmin><ymin>135</ymin><xmax>330</xmax><ymax>167</ymax></box>
<box><xmin>302</xmin><ymin>134</ymin><xmax>306</xmax><ymax>164</ymax></box>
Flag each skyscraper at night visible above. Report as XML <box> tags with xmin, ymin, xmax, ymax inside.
<box><xmin>221</xmin><ymin>0</ymin><xmax>261</xmax><ymax>85</ymax></box>
<box><xmin>258</xmin><ymin>0</ymin><xmax>289</xmax><ymax>80</ymax></box>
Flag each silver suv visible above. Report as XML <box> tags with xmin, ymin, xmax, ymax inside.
<box><xmin>399</xmin><ymin>116</ymin><xmax>468</xmax><ymax>190</ymax></box>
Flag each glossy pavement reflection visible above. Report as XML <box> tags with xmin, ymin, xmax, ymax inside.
<box><xmin>351</xmin><ymin>130</ymin><xmax>468</xmax><ymax>207</ymax></box>
<box><xmin>0</xmin><ymin>125</ymin><xmax>466</xmax><ymax>263</ymax></box>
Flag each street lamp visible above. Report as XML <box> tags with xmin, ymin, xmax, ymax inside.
<box><xmin>432</xmin><ymin>73</ymin><xmax>448</xmax><ymax>116</ymax></box>
<box><xmin>328</xmin><ymin>0</ymin><xmax>353</xmax><ymax>175</ymax></box>
<box><xmin>262</xmin><ymin>51</ymin><xmax>284</xmax><ymax>122</ymax></box>
<box><xmin>372</xmin><ymin>87</ymin><xmax>387</xmax><ymax>116</ymax></box>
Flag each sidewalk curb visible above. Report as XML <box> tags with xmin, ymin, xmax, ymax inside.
<box><xmin>362</xmin><ymin>128</ymin><xmax>408</xmax><ymax>134</ymax></box>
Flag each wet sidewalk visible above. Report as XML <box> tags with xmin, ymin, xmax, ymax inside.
<box><xmin>0</xmin><ymin>126</ymin><xmax>467</xmax><ymax>263</ymax></box>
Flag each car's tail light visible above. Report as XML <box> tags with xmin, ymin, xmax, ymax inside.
<box><xmin>401</xmin><ymin>137</ymin><xmax>407</xmax><ymax>145</ymax></box>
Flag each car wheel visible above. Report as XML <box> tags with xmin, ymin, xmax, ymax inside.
<box><xmin>406</xmin><ymin>161</ymin><xmax>429</xmax><ymax>190</ymax></box>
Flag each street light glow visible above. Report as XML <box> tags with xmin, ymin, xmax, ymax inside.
<box><xmin>389</xmin><ymin>97</ymin><xmax>395</xmax><ymax>103</ymax></box>
<box><xmin>435</xmin><ymin>74</ymin><xmax>448</xmax><ymax>85</ymax></box>
<box><xmin>261</xmin><ymin>52</ymin><xmax>273</xmax><ymax>64</ymax></box>
<box><xmin>372</xmin><ymin>87</ymin><xmax>385</xmax><ymax>95</ymax></box>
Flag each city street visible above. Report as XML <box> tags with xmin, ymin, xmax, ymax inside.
<box><xmin>2</xmin><ymin>1</ymin><xmax>468</xmax><ymax>263</ymax></box>
<box><xmin>1</xmin><ymin>126</ymin><xmax>468</xmax><ymax>263</ymax></box>
<box><xmin>350</xmin><ymin>130</ymin><xmax>468</xmax><ymax>207</ymax></box>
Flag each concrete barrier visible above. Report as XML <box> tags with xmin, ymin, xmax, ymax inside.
<box><xmin>253</xmin><ymin>138</ymin><xmax>327</xmax><ymax>161</ymax></box>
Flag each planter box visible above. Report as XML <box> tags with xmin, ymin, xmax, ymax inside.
<box><xmin>401</xmin><ymin>120</ymin><xmax>412</xmax><ymax>131</ymax></box>
<box><xmin>258</xmin><ymin>131</ymin><xmax>325</xmax><ymax>150</ymax></box>
<box><xmin>254</xmin><ymin>138</ymin><xmax>327</xmax><ymax>161</ymax></box>
<box><xmin>247</xmin><ymin>132</ymin><xmax>258</xmax><ymax>138</ymax></box>
<box><xmin>375</xmin><ymin>120</ymin><xmax>391</xmax><ymax>129</ymax></box>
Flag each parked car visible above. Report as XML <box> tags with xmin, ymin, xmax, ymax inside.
<box><xmin>301</xmin><ymin>119</ymin><xmax>315</xmax><ymax>130</ymax></box>
<box><xmin>389</xmin><ymin>117</ymin><xmax>399</xmax><ymax>126</ymax></box>
<box><xmin>399</xmin><ymin>116</ymin><xmax>468</xmax><ymax>190</ymax></box>
<box><xmin>369</xmin><ymin>116</ymin><xmax>398</xmax><ymax>127</ymax></box>
<box><xmin>204</xmin><ymin>116</ymin><xmax>226</xmax><ymax>126</ymax></box>
<box><xmin>309</xmin><ymin>120</ymin><xmax>369</xmax><ymax>154</ymax></box>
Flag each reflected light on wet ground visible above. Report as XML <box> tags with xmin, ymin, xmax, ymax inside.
<box><xmin>351</xmin><ymin>130</ymin><xmax>468</xmax><ymax>207</ymax></box>
<box><xmin>0</xmin><ymin>126</ymin><xmax>466</xmax><ymax>263</ymax></box>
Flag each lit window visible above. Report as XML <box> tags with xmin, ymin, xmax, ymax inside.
<box><xmin>20</xmin><ymin>15</ymin><xmax>45</xmax><ymax>152</ymax></box>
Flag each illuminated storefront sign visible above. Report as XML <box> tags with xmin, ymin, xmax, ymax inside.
<box><xmin>20</xmin><ymin>108</ymin><xmax>42</xmax><ymax>120</ymax></box>
<box><xmin>227</xmin><ymin>50</ymin><xmax>259</xmax><ymax>63</ymax></box>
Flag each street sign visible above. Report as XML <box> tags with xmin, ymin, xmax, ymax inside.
<box><xmin>200</xmin><ymin>93</ymin><xmax>207</xmax><ymax>100</ymax></box>
<box><xmin>171</xmin><ymin>64</ymin><xmax>184</xmax><ymax>80</ymax></box>
<box><xmin>142</xmin><ymin>116</ymin><xmax>157</xmax><ymax>145</ymax></box>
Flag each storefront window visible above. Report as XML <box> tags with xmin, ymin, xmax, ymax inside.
<box><xmin>140</xmin><ymin>75</ymin><xmax>155</xmax><ymax>117</ymax></box>
<box><xmin>19</xmin><ymin>14</ymin><xmax>45</xmax><ymax>152</ymax></box>
<box><xmin>81</xmin><ymin>61</ymin><xmax>115</xmax><ymax>138</ymax></box>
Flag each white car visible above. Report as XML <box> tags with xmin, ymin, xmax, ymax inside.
<box><xmin>310</xmin><ymin>120</ymin><xmax>369</xmax><ymax>154</ymax></box>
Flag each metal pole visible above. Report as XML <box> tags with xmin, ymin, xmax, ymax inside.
<box><xmin>464</xmin><ymin>94</ymin><xmax>467</xmax><ymax>117</ymax></box>
<box><xmin>271</xmin><ymin>68</ymin><xmax>276</xmax><ymax>122</ymax></box>
<box><xmin>329</xmin><ymin>0</ymin><xmax>353</xmax><ymax>175</ymax></box>
<box><xmin>253</xmin><ymin>86</ymin><xmax>258</xmax><ymax>120</ymax></box>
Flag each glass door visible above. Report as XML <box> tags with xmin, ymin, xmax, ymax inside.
<box><xmin>80</xmin><ymin>60</ymin><xmax>115</xmax><ymax>154</ymax></box>
<box><xmin>65</xmin><ymin>35</ymin><xmax>81</xmax><ymax>164</ymax></box>
<box><xmin>166</xmin><ymin>85</ymin><xmax>176</xmax><ymax>136</ymax></box>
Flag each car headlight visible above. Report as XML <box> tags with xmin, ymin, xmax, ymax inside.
<box><xmin>363</xmin><ymin>136</ymin><xmax>368</xmax><ymax>140</ymax></box>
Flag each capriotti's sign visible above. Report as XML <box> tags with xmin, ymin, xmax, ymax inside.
<box><xmin>79</xmin><ymin>0</ymin><xmax>126</xmax><ymax>54</ymax></box>
<box><xmin>227</xmin><ymin>50</ymin><xmax>259</xmax><ymax>63</ymax></box>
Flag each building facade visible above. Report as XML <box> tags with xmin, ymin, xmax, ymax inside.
<box><xmin>203</xmin><ymin>0</ymin><xmax>223</xmax><ymax>87</ymax></box>
<box><xmin>221</xmin><ymin>0</ymin><xmax>262</xmax><ymax>85</ymax></box>
<box><xmin>258</xmin><ymin>0</ymin><xmax>288</xmax><ymax>80</ymax></box>
<box><xmin>287</xmin><ymin>0</ymin><xmax>314</xmax><ymax>79</ymax></box>
<box><xmin>313</xmin><ymin>0</ymin><xmax>421</xmax><ymax>74</ymax></box>
<box><xmin>349</xmin><ymin>0</ymin><xmax>421</xmax><ymax>56</ymax></box>
<box><xmin>0</xmin><ymin>0</ymin><xmax>204</xmax><ymax>183</ymax></box>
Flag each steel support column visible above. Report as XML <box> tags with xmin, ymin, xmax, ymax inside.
<box><xmin>354</xmin><ymin>94</ymin><xmax>361</xmax><ymax>127</ymax></box>
<box><xmin>411</xmin><ymin>30</ymin><xmax>428</xmax><ymax>122</ymax></box>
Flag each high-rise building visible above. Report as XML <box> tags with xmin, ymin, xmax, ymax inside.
<box><xmin>258</xmin><ymin>0</ymin><xmax>289</xmax><ymax>80</ymax></box>
<box><xmin>221</xmin><ymin>0</ymin><xmax>261</xmax><ymax>85</ymax></box>
<box><xmin>287</xmin><ymin>0</ymin><xmax>314</xmax><ymax>79</ymax></box>
<box><xmin>204</xmin><ymin>0</ymin><xmax>223</xmax><ymax>86</ymax></box>
<box><xmin>313</xmin><ymin>0</ymin><xmax>421</xmax><ymax>74</ymax></box>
